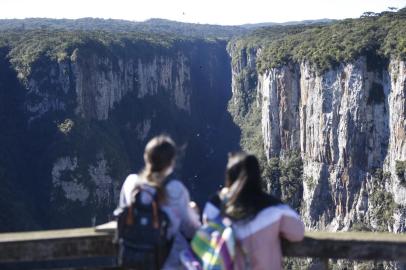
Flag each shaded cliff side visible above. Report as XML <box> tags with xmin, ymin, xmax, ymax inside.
<box><xmin>0</xmin><ymin>30</ymin><xmax>240</xmax><ymax>230</ymax></box>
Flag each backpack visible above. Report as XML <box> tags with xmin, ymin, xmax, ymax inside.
<box><xmin>115</xmin><ymin>181</ymin><xmax>172</xmax><ymax>269</ymax></box>
<box><xmin>181</xmin><ymin>216</ymin><xmax>237</xmax><ymax>270</ymax></box>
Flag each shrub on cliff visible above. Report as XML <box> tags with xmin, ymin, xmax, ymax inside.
<box><xmin>369</xmin><ymin>169</ymin><xmax>397</xmax><ymax>231</ymax></box>
<box><xmin>278</xmin><ymin>152</ymin><xmax>303</xmax><ymax>212</ymax></box>
<box><xmin>395</xmin><ymin>160</ymin><xmax>406</xmax><ymax>186</ymax></box>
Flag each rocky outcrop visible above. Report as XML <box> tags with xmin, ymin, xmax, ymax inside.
<box><xmin>51</xmin><ymin>156</ymin><xmax>89</xmax><ymax>203</ymax></box>
<box><xmin>230</xmin><ymin>46</ymin><xmax>406</xmax><ymax>232</ymax></box>
<box><xmin>27</xmin><ymin>49</ymin><xmax>193</xmax><ymax>121</ymax></box>
<box><xmin>71</xmin><ymin>52</ymin><xmax>134</xmax><ymax>120</ymax></box>
<box><xmin>25</xmin><ymin>60</ymin><xmax>72</xmax><ymax>122</ymax></box>
<box><xmin>21</xmin><ymin>45</ymin><xmax>196</xmax><ymax>123</ymax></box>
<box><xmin>51</xmin><ymin>154</ymin><xmax>116</xmax><ymax>206</ymax></box>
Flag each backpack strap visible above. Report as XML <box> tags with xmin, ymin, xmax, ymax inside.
<box><xmin>133</xmin><ymin>185</ymin><xmax>161</xmax><ymax>228</ymax></box>
<box><xmin>125</xmin><ymin>185</ymin><xmax>156</xmax><ymax>226</ymax></box>
<box><xmin>219</xmin><ymin>192</ymin><xmax>251</xmax><ymax>268</ymax></box>
<box><xmin>131</xmin><ymin>177</ymin><xmax>175</xmax><ymax>229</ymax></box>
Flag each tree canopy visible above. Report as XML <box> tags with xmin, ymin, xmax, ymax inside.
<box><xmin>230</xmin><ymin>8</ymin><xmax>406</xmax><ymax>73</ymax></box>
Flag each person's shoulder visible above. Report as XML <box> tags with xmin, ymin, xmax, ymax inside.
<box><xmin>124</xmin><ymin>173</ymin><xmax>138</xmax><ymax>183</ymax></box>
<box><xmin>122</xmin><ymin>174</ymin><xmax>143</xmax><ymax>190</ymax></box>
<box><xmin>166</xmin><ymin>179</ymin><xmax>185</xmax><ymax>189</ymax></box>
<box><xmin>235</xmin><ymin>203</ymin><xmax>302</xmax><ymax>239</ymax></box>
<box><xmin>261</xmin><ymin>203</ymin><xmax>300</xmax><ymax>219</ymax></box>
<box><xmin>240</xmin><ymin>201</ymin><xmax>298</xmax><ymax>228</ymax></box>
<box><xmin>165</xmin><ymin>179</ymin><xmax>188</xmax><ymax>199</ymax></box>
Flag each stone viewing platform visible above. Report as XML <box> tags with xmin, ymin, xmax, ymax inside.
<box><xmin>0</xmin><ymin>222</ymin><xmax>405</xmax><ymax>269</ymax></box>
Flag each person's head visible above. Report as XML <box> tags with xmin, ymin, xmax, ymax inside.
<box><xmin>143</xmin><ymin>135</ymin><xmax>176</xmax><ymax>177</ymax></box>
<box><xmin>225</xmin><ymin>152</ymin><xmax>262</xmax><ymax>191</ymax></box>
<box><xmin>223</xmin><ymin>152</ymin><xmax>267</xmax><ymax>220</ymax></box>
<box><xmin>141</xmin><ymin>135</ymin><xmax>176</xmax><ymax>202</ymax></box>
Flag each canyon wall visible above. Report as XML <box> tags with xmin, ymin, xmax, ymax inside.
<box><xmin>0</xmin><ymin>39</ymin><xmax>239</xmax><ymax>230</ymax></box>
<box><xmin>229</xmin><ymin>46</ymin><xmax>406</xmax><ymax>232</ymax></box>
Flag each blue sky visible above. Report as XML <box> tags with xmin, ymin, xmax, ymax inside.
<box><xmin>2</xmin><ymin>0</ymin><xmax>406</xmax><ymax>25</ymax></box>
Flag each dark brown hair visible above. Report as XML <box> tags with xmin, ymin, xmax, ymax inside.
<box><xmin>140</xmin><ymin>135</ymin><xmax>176</xmax><ymax>203</ymax></box>
<box><xmin>223</xmin><ymin>152</ymin><xmax>281</xmax><ymax>221</ymax></box>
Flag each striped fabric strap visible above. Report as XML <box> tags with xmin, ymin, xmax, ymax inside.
<box><xmin>191</xmin><ymin>218</ymin><xmax>235</xmax><ymax>270</ymax></box>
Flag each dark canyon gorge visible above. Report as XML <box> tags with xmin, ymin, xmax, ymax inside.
<box><xmin>0</xmin><ymin>10</ymin><xmax>405</xmax><ymax>245</ymax></box>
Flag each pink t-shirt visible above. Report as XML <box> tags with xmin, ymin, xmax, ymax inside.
<box><xmin>203</xmin><ymin>201</ymin><xmax>304</xmax><ymax>270</ymax></box>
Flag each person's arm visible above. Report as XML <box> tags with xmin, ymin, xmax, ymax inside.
<box><xmin>172</xmin><ymin>182</ymin><xmax>201</xmax><ymax>239</ymax></box>
<box><xmin>202</xmin><ymin>193</ymin><xmax>221</xmax><ymax>224</ymax></box>
<box><xmin>113</xmin><ymin>174</ymin><xmax>137</xmax><ymax>216</ymax></box>
<box><xmin>279</xmin><ymin>205</ymin><xmax>305</xmax><ymax>242</ymax></box>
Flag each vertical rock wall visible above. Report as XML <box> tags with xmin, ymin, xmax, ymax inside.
<box><xmin>230</xmin><ymin>47</ymin><xmax>406</xmax><ymax>232</ymax></box>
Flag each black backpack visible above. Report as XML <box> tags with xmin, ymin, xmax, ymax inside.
<box><xmin>115</xmin><ymin>181</ymin><xmax>173</xmax><ymax>269</ymax></box>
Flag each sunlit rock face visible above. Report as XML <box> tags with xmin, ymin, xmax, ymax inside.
<box><xmin>25</xmin><ymin>48</ymin><xmax>193</xmax><ymax>122</ymax></box>
<box><xmin>71</xmin><ymin>51</ymin><xmax>191</xmax><ymax>120</ymax></box>
<box><xmin>258</xmin><ymin>63</ymin><xmax>301</xmax><ymax>159</ymax></box>
<box><xmin>230</xmin><ymin>46</ymin><xmax>406</xmax><ymax>232</ymax></box>
<box><xmin>387</xmin><ymin>60</ymin><xmax>406</xmax><ymax>207</ymax></box>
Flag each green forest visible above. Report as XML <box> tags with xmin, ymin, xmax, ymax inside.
<box><xmin>230</xmin><ymin>8</ymin><xmax>406</xmax><ymax>73</ymax></box>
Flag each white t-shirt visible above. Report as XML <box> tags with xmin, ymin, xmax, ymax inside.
<box><xmin>116</xmin><ymin>174</ymin><xmax>200</xmax><ymax>269</ymax></box>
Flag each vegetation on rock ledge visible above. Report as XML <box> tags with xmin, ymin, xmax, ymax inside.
<box><xmin>230</xmin><ymin>8</ymin><xmax>406</xmax><ymax>73</ymax></box>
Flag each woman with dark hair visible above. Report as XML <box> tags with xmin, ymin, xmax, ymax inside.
<box><xmin>116</xmin><ymin>135</ymin><xmax>200</xmax><ymax>269</ymax></box>
<box><xmin>202</xmin><ymin>152</ymin><xmax>304</xmax><ymax>270</ymax></box>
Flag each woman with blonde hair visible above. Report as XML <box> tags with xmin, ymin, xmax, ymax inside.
<box><xmin>116</xmin><ymin>135</ymin><xmax>200</xmax><ymax>269</ymax></box>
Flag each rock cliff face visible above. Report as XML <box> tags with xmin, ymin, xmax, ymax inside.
<box><xmin>0</xmin><ymin>39</ymin><xmax>239</xmax><ymax>230</ymax></box>
<box><xmin>230</xmin><ymin>46</ymin><xmax>406</xmax><ymax>232</ymax></box>
<box><xmin>70</xmin><ymin>50</ymin><xmax>192</xmax><ymax>120</ymax></box>
<box><xmin>26</xmin><ymin>48</ymin><xmax>192</xmax><ymax>122</ymax></box>
<box><xmin>2</xmin><ymin>20</ymin><xmax>404</xmax><ymax>234</ymax></box>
